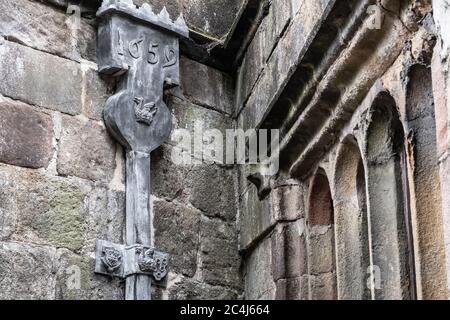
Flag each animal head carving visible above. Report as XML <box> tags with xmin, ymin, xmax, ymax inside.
<box><xmin>134</xmin><ymin>97</ymin><xmax>158</xmax><ymax>125</ymax></box>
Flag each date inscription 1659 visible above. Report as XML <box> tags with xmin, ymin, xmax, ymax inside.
<box><xmin>116</xmin><ymin>29</ymin><xmax>177</xmax><ymax>68</ymax></box>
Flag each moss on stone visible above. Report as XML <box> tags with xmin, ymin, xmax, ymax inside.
<box><xmin>16</xmin><ymin>172</ymin><xmax>87</xmax><ymax>252</ymax></box>
<box><xmin>47</xmin><ymin>180</ymin><xmax>86</xmax><ymax>251</ymax></box>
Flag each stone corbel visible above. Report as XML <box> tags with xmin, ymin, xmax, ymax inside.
<box><xmin>247</xmin><ymin>172</ymin><xmax>274</xmax><ymax>200</ymax></box>
<box><xmin>95</xmin><ymin>240</ymin><xmax>169</xmax><ymax>282</ymax></box>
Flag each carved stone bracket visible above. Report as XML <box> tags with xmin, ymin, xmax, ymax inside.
<box><xmin>95</xmin><ymin>240</ymin><xmax>169</xmax><ymax>283</ymax></box>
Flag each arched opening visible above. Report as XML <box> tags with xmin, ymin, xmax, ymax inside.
<box><xmin>334</xmin><ymin>136</ymin><xmax>371</xmax><ymax>300</ymax></box>
<box><xmin>406</xmin><ymin>64</ymin><xmax>447</xmax><ymax>299</ymax></box>
<box><xmin>307</xmin><ymin>169</ymin><xmax>337</xmax><ymax>300</ymax></box>
<box><xmin>366</xmin><ymin>92</ymin><xmax>415</xmax><ymax>300</ymax></box>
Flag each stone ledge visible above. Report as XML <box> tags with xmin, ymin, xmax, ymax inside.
<box><xmin>286</xmin><ymin>10</ymin><xmax>410</xmax><ymax>178</ymax></box>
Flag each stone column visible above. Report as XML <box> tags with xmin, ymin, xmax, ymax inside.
<box><xmin>432</xmin><ymin>0</ymin><xmax>450</xmax><ymax>297</ymax></box>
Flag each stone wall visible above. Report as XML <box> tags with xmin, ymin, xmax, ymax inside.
<box><xmin>236</xmin><ymin>0</ymin><xmax>337</xmax><ymax>300</ymax></box>
<box><xmin>431</xmin><ymin>0</ymin><xmax>450</xmax><ymax>296</ymax></box>
<box><xmin>237</xmin><ymin>0</ymin><xmax>450</xmax><ymax>300</ymax></box>
<box><xmin>0</xmin><ymin>0</ymin><xmax>241</xmax><ymax>300</ymax></box>
<box><xmin>1</xmin><ymin>0</ymin><xmax>450</xmax><ymax>301</ymax></box>
<box><xmin>29</xmin><ymin>0</ymin><xmax>244</xmax><ymax>40</ymax></box>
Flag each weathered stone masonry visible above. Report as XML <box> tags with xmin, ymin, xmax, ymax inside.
<box><xmin>0</xmin><ymin>0</ymin><xmax>241</xmax><ymax>299</ymax></box>
<box><xmin>238</xmin><ymin>0</ymin><xmax>450</xmax><ymax>300</ymax></box>
<box><xmin>0</xmin><ymin>0</ymin><xmax>450</xmax><ymax>300</ymax></box>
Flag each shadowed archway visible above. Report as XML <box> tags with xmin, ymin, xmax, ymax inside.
<box><xmin>366</xmin><ymin>92</ymin><xmax>415</xmax><ymax>300</ymax></box>
<box><xmin>334</xmin><ymin>136</ymin><xmax>370</xmax><ymax>300</ymax></box>
<box><xmin>307</xmin><ymin>169</ymin><xmax>337</xmax><ymax>300</ymax></box>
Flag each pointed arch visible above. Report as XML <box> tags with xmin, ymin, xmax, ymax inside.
<box><xmin>334</xmin><ymin>136</ymin><xmax>371</xmax><ymax>299</ymax></box>
<box><xmin>366</xmin><ymin>92</ymin><xmax>415</xmax><ymax>300</ymax></box>
<box><xmin>307</xmin><ymin>169</ymin><xmax>337</xmax><ymax>299</ymax></box>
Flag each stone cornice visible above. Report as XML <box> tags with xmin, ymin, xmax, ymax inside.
<box><xmin>240</xmin><ymin>0</ymin><xmax>428</xmax><ymax>181</ymax></box>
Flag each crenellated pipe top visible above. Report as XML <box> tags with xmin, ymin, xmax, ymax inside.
<box><xmin>97</xmin><ymin>0</ymin><xmax>189</xmax><ymax>38</ymax></box>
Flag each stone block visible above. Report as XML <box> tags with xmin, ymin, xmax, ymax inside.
<box><xmin>271</xmin><ymin>184</ymin><xmax>306</xmax><ymax>221</ymax></box>
<box><xmin>272</xmin><ymin>221</ymin><xmax>307</xmax><ymax>281</ymax></box>
<box><xmin>151</xmin><ymin>143</ymin><xmax>236</xmax><ymax>221</ymax></box>
<box><xmin>285</xmin><ymin>221</ymin><xmax>308</xmax><ymax>277</ymax></box>
<box><xmin>167</xmin><ymin>276</ymin><xmax>239</xmax><ymax>300</ymax></box>
<box><xmin>14</xmin><ymin>170</ymin><xmax>90</xmax><ymax>251</ymax></box>
<box><xmin>182</xmin><ymin>0</ymin><xmax>243</xmax><ymax>39</ymax></box>
<box><xmin>37</xmin><ymin>0</ymin><xmax>70</xmax><ymax>7</ymax></box>
<box><xmin>275</xmin><ymin>279</ymin><xmax>287</xmax><ymax>300</ymax></box>
<box><xmin>262</xmin><ymin>0</ymin><xmax>293</xmax><ymax>62</ymax></box>
<box><xmin>291</xmin><ymin>0</ymin><xmax>303</xmax><ymax>17</ymax></box>
<box><xmin>84</xmin><ymin>188</ymin><xmax>125</xmax><ymax>253</ymax></box>
<box><xmin>239</xmin><ymin>0</ymin><xmax>334</xmax><ymax>130</ymax></box>
<box><xmin>57</xmin><ymin>115</ymin><xmax>116</xmax><ymax>182</ymax></box>
<box><xmin>236</xmin><ymin>0</ymin><xmax>296</xmax><ymax>112</ymax></box>
<box><xmin>31</xmin><ymin>0</ymin><xmax>101</xmax><ymax>14</ymax></box>
<box><xmin>308</xmin><ymin>226</ymin><xmax>335</xmax><ymax>275</ymax></box>
<box><xmin>310</xmin><ymin>272</ymin><xmax>337</xmax><ymax>300</ymax></box>
<box><xmin>153</xmin><ymin>199</ymin><xmax>201</xmax><ymax>278</ymax></box>
<box><xmin>433</xmin><ymin>0</ymin><xmax>450</xmax><ymax>57</ymax></box>
<box><xmin>133</xmin><ymin>0</ymin><xmax>243</xmax><ymax>39</ymax></box>
<box><xmin>244</xmin><ymin>235</ymin><xmax>276</xmax><ymax>300</ymax></box>
<box><xmin>333</xmin><ymin>200</ymin><xmax>371</xmax><ymax>300</ymax></box>
<box><xmin>168</xmin><ymin>95</ymin><xmax>233</xmax><ymax>141</ymax></box>
<box><xmin>276</xmin><ymin>275</ymin><xmax>309</xmax><ymax>300</ymax></box>
<box><xmin>186</xmin><ymin>164</ymin><xmax>236</xmax><ymax>221</ymax></box>
<box><xmin>199</xmin><ymin>216</ymin><xmax>241</xmax><ymax>290</ymax></box>
<box><xmin>0</xmin><ymin>167</ymin><xmax>17</xmax><ymax>241</ymax></box>
<box><xmin>0</xmin><ymin>0</ymin><xmax>97</xmax><ymax>62</ymax></box>
<box><xmin>167</xmin><ymin>94</ymin><xmax>232</xmax><ymax>167</ymax></box>
<box><xmin>0</xmin><ymin>242</ymin><xmax>57</xmax><ymax>300</ymax></box>
<box><xmin>0</xmin><ymin>97</ymin><xmax>53</xmax><ymax>169</ymax></box>
<box><xmin>171</xmin><ymin>57</ymin><xmax>235</xmax><ymax>114</ymax></box>
<box><xmin>235</xmin><ymin>35</ymin><xmax>264</xmax><ymax>113</ymax></box>
<box><xmin>239</xmin><ymin>186</ymin><xmax>274</xmax><ymax>250</ymax></box>
<box><xmin>133</xmin><ymin>0</ymin><xmax>182</xmax><ymax>20</ymax></box>
<box><xmin>431</xmin><ymin>46</ymin><xmax>449</xmax><ymax>158</ymax></box>
<box><xmin>55</xmin><ymin>249</ymin><xmax>124</xmax><ymax>300</ymax></box>
<box><xmin>439</xmin><ymin>157</ymin><xmax>450</xmax><ymax>277</ymax></box>
<box><xmin>139</xmin><ymin>0</ymin><xmax>242</xmax><ymax>39</ymax></box>
<box><xmin>82</xmin><ymin>67</ymin><xmax>114</xmax><ymax>121</ymax></box>
<box><xmin>151</xmin><ymin>144</ymin><xmax>191</xmax><ymax>201</ymax></box>
<box><xmin>0</xmin><ymin>39</ymin><xmax>82</xmax><ymax>115</ymax></box>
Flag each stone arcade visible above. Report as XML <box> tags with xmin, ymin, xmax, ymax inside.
<box><xmin>0</xmin><ymin>0</ymin><xmax>450</xmax><ymax>300</ymax></box>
